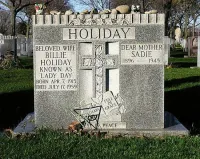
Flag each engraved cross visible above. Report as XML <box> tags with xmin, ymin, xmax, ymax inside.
<box><xmin>80</xmin><ymin>43</ymin><xmax>118</xmax><ymax>98</ymax></box>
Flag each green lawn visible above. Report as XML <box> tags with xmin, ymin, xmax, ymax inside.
<box><xmin>1</xmin><ymin>130</ymin><xmax>200</xmax><ymax>159</ymax></box>
<box><xmin>19</xmin><ymin>56</ymin><xmax>33</xmax><ymax>69</ymax></box>
<box><xmin>0</xmin><ymin>69</ymin><xmax>33</xmax><ymax>93</ymax></box>
<box><xmin>165</xmin><ymin>68</ymin><xmax>200</xmax><ymax>91</ymax></box>
<box><xmin>169</xmin><ymin>57</ymin><xmax>197</xmax><ymax>64</ymax></box>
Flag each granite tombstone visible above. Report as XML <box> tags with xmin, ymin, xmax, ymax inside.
<box><xmin>198</xmin><ymin>36</ymin><xmax>200</xmax><ymax>67</ymax></box>
<box><xmin>0</xmin><ymin>33</ymin><xmax>4</xmax><ymax>59</ymax></box>
<box><xmin>188</xmin><ymin>37</ymin><xmax>198</xmax><ymax>57</ymax></box>
<box><xmin>32</xmin><ymin>13</ymin><xmax>188</xmax><ymax>135</ymax></box>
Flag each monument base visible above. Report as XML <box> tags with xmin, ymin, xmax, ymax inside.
<box><xmin>13</xmin><ymin>112</ymin><xmax>189</xmax><ymax>137</ymax></box>
<box><xmin>190</xmin><ymin>67</ymin><xmax>200</xmax><ymax>69</ymax></box>
<box><xmin>98</xmin><ymin>112</ymin><xmax>188</xmax><ymax>137</ymax></box>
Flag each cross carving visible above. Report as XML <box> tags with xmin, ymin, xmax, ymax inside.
<box><xmin>80</xmin><ymin>43</ymin><xmax>118</xmax><ymax>98</ymax></box>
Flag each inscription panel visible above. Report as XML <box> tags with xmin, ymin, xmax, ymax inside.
<box><xmin>121</xmin><ymin>44</ymin><xmax>164</xmax><ymax>65</ymax></box>
<box><xmin>63</xmin><ymin>27</ymin><xmax>135</xmax><ymax>40</ymax></box>
<box><xmin>100</xmin><ymin>122</ymin><xmax>126</xmax><ymax>129</ymax></box>
<box><xmin>35</xmin><ymin>45</ymin><xmax>77</xmax><ymax>91</ymax></box>
<box><xmin>0</xmin><ymin>35</ymin><xmax>4</xmax><ymax>44</ymax></box>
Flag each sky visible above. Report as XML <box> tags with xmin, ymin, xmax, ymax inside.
<box><xmin>69</xmin><ymin>0</ymin><xmax>90</xmax><ymax>12</ymax></box>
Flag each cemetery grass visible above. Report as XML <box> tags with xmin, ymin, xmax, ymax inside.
<box><xmin>168</xmin><ymin>57</ymin><xmax>197</xmax><ymax>68</ymax></box>
<box><xmin>19</xmin><ymin>56</ymin><xmax>33</xmax><ymax>69</ymax></box>
<box><xmin>0</xmin><ymin>69</ymin><xmax>33</xmax><ymax>93</ymax></box>
<box><xmin>165</xmin><ymin>67</ymin><xmax>200</xmax><ymax>91</ymax></box>
<box><xmin>1</xmin><ymin>129</ymin><xmax>200</xmax><ymax>159</ymax></box>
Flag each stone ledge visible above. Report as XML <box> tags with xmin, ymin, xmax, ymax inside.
<box><xmin>32</xmin><ymin>14</ymin><xmax>164</xmax><ymax>26</ymax></box>
<box><xmin>13</xmin><ymin>111</ymin><xmax>188</xmax><ymax>137</ymax></box>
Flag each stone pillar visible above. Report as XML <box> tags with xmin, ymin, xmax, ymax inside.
<box><xmin>198</xmin><ymin>36</ymin><xmax>200</xmax><ymax>67</ymax></box>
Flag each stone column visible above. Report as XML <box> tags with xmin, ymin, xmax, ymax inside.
<box><xmin>198</xmin><ymin>36</ymin><xmax>200</xmax><ymax>67</ymax></box>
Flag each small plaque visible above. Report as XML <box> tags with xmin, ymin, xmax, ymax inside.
<box><xmin>0</xmin><ymin>35</ymin><xmax>4</xmax><ymax>44</ymax></box>
<box><xmin>100</xmin><ymin>122</ymin><xmax>126</xmax><ymax>129</ymax></box>
<box><xmin>102</xmin><ymin>91</ymin><xmax>119</xmax><ymax>115</ymax></box>
<box><xmin>35</xmin><ymin>45</ymin><xmax>77</xmax><ymax>91</ymax></box>
<box><xmin>121</xmin><ymin>44</ymin><xmax>164</xmax><ymax>65</ymax></box>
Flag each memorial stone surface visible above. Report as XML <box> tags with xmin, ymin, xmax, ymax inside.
<box><xmin>175</xmin><ymin>27</ymin><xmax>181</xmax><ymax>43</ymax></box>
<box><xmin>0</xmin><ymin>33</ymin><xmax>4</xmax><ymax>59</ymax></box>
<box><xmin>33</xmin><ymin>13</ymin><xmax>188</xmax><ymax>135</ymax></box>
<box><xmin>164</xmin><ymin>36</ymin><xmax>170</xmax><ymax>65</ymax></box>
<box><xmin>198</xmin><ymin>36</ymin><xmax>200</xmax><ymax>67</ymax></box>
<box><xmin>188</xmin><ymin>37</ymin><xmax>198</xmax><ymax>57</ymax></box>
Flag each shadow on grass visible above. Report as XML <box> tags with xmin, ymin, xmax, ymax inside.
<box><xmin>171</xmin><ymin>62</ymin><xmax>197</xmax><ymax>68</ymax></box>
<box><xmin>0</xmin><ymin>90</ymin><xmax>34</xmax><ymax>131</ymax></box>
<box><xmin>165</xmin><ymin>86</ymin><xmax>200</xmax><ymax>135</ymax></box>
<box><xmin>165</xmin><ymin>76</ymin><xmax>200</xmax><ymax>88</ymax></box>
<box><xmin>170</xmin><ymin>50</ymin><xmax>187</xmax><ymax>58</ymax></box>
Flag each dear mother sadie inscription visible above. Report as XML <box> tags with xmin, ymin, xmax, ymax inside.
<box><xmin>121</xmin><ymin>44</ymin><xmax>164</xmax><ymax>65</ymax></box>
<box><xmin>35</xmin><ymin>45</ymin><xmax>77</xmax><ymax>91</ymax></box>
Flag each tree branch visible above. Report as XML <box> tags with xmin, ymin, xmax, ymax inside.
<box><xmin>0</xmin><ymin>0</ymin><xmax>11</xmax><ymax>9</ymax></box>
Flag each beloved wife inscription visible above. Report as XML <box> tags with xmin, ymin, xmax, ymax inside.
<box><xmin>121</xmin><ymin>44</ymin><xmax>164</xmax><ymax>65</ymax></box>
<box><xmin>35</xmin><ymin>45</ymin><xmax>77</xmax><ymax>91</ymax></box>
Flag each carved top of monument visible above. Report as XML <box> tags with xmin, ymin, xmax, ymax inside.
<box><xmin>32</xmin><ymin>14</ymin><xmax>165</xmax><ymax>25</ymax></box>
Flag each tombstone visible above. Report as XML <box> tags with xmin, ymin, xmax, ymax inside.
<box><xmin>27</xmin><ymin>38</ymin><xmax>33</xmax><ymax>57</ymax></box>
<box><xmin>17</xmin><ymin>38</ymin><xmax>21</xmax><ymax>56</ymax></box>
<box><xmin>0</xmin><ymin>33</ymin><xmax>4</xmax><ymax>59</ymax></box>
<box><xmin>187</xmin><ymin>37</ymin><xmax>191</xmax><ymax>57</ymax></box>
<box><xmin>198</xmin><ymin>36</ymin><xmax>200</xmax><ymax>67</ymax></box>
<box><xmin>175</xmin><ymin>27</ymin><xmax>181</xmax><ymax>43</ymax></box>
<box><xmin>182</xmin><ymin>38</ymin><xmax>187</xmax><ymax>52</ymax></box>
<box><xmin>32</xmin><ymin>13</ymin><xmax>188</xmax><ymax>136</ymax></box>
<box><xmin>164</xmin><ymin>36</ymin><xmax>170</xmax><ymax>64</ymax></box>
<box><xmin>188</xmin><ymin>37</ymin><xmax>198</xmax><ymax>57</ymax></box>
<box><xmin>192</xmin><ymin>37</ymin><xmax>198</xmax><ymax>56</ymax></box>
<box><xmin>2</xmin><ymin>35</ymin><xmax>15</xmax><ymax>55</ymax></box>
<box><xmin>20</xmin><ymin>38</ymin><xmax>27</xmax><ymax>56</ymax></box>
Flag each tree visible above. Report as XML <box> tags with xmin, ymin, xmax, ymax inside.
<box><xmin>0</xmin><ymin>10</ymin><xmax>11</xmax><ymax>34</ymax></box>
<box><xmin>74</xmin><ymin>0</ymin><xmax>110</xmax><ymax>11</ymax></box>
<box><xmin>44</xmin><ymin>0</ymin><xmax>71</xmax><ymax>12</ymax></box>
<box><xmin>111</xmin><ymin>0</ymin><xmax>164</xmax><ymax>13</ymax></box>
<box><xmin>0</xmin><ymin>0</ymin><xmax>50</xmax><ymax>61</ymax></box>
<box><xmin>21</xmin><ymin>0</ymin><xmax>71</xmax><ymax>38</ymax></box>
<box><xmin>0</xmin><ymin>0</ymin><xmax>67</xmax><ymax>62</ymax></box>
<box><xmin>186</xmin><ymin>0</ymin><xmax>200</xmax><ymax>37</ymax></box>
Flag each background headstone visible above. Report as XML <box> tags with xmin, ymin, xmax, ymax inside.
<box><xmin>188</xmin><ymin>36</ymin><xmax>198</xmax><ymax>57</ymax></box>
<box><xmin>182</xmin><ymin>38</ymin><xmax>187</xmax><ymax>52</ymax></box>
<box><xmin>198</xmin><ymin>36</ymin><xmax>200</xmax><ymax>67</ymax></box>
<box><xmin>0</xmin><ymin>34</ymin><xmax>33</xmax><ymax>57</ymax></box>
<box><xmin>0</xmin><ymin>33</ymin><xmax>4</xmax><ymax>59</ymax></box>
<box><xmin>175</xmin><ymin>27</ymin><xmax>181</xmax><ymax>43</ymax></box>
<box><xmin>193</xmin><ymin>37</ymin><xmax>198</xmax><ymax>47</ymax></box>
<box><xmin>164</xmin><ymin>36</ymin><xmax>170</xmax><ymax>65</ymax></box>
<box><xmin>188</xmin><ymin>37</ymin><xmax>191</xmax><ymax>57</ymax></box>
